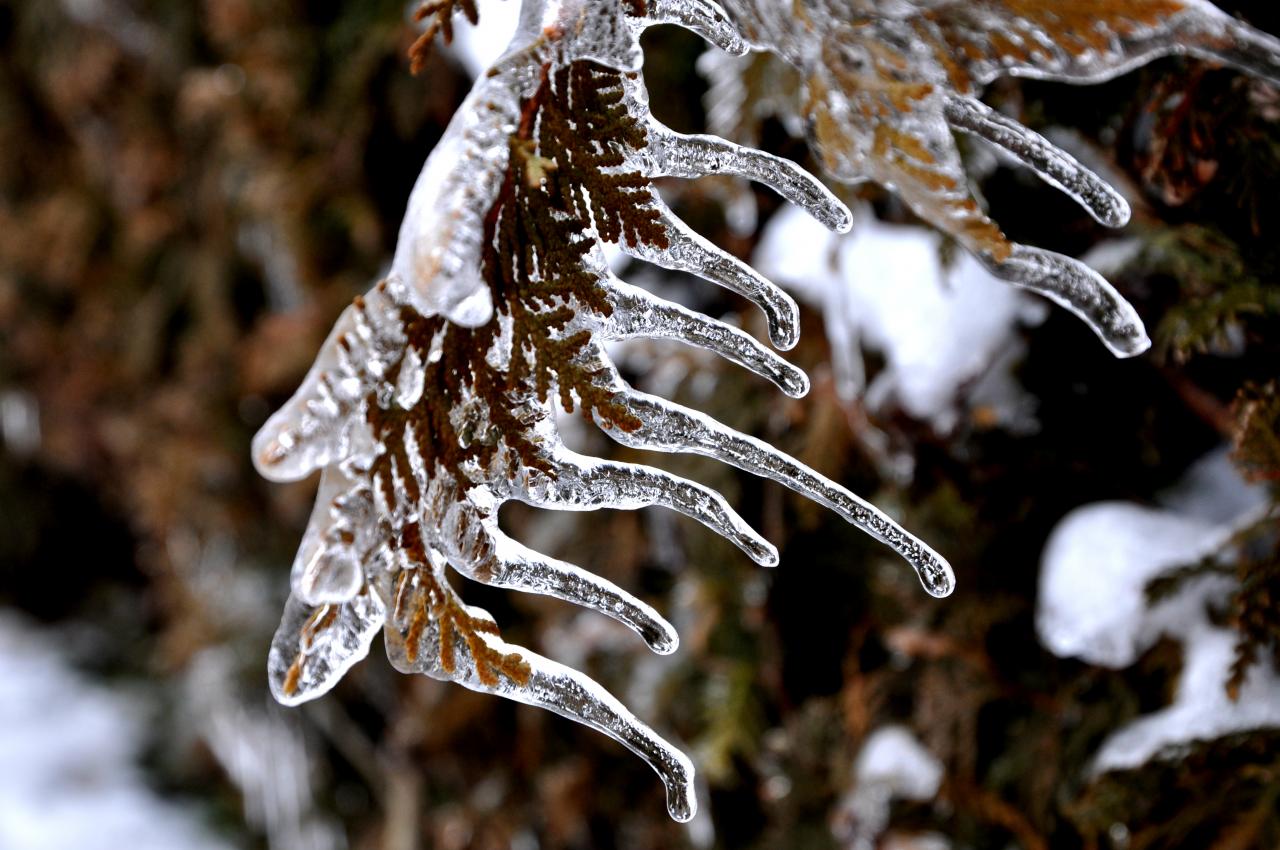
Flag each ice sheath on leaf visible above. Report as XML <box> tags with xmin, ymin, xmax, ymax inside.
<box><xmin>711</xmin><ymin>0</ymin><xmax>1280</xmax><ymax>357</ymax></box>
<box><xmin>252</xmin><ymin>0</ymin><xmax>951</xmax><ymax>823</ymax></box>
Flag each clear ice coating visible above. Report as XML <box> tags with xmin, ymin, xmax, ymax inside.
<box><xmin>255</xmin><ymin>0</ymin><xmax>955</xmax><ymax>823</ymax></box>
<box><xmin>714</xmin><ymin>0</ymin><xmax>1280</xmax><ymax>358</ymax></box>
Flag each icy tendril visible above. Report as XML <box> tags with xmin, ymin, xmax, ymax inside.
<box><xmin>255</xmin><ymin>0</ymin><xmax>950</xmax><ymax>822</ymax></box>
<box><xmin>717</xmin><ymin>0</ymin><xmax>1280</xmax><ymax>357</ymax></box>
<box><xmin>254</xmin><ymin>0</ymin><xmax>1280</xmax><ymax>822</ymax></box>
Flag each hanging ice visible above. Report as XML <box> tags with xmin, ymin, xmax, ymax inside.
<box><xmin>254</xmin><ymin>0</ymin><xmax>949</xmax><ymax>823</ymax></box>
<box><xmin>711</xmin><ymin>0</ymin><xmax>1280</xmax><ymax>357</ymax></box>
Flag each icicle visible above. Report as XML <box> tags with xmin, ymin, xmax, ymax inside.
<box><xmin>711</xmin><ymin>0</ymin><xmax>1280</xmax><ymax>360</ymax></box>
<box><xmin>414</xmin><ymin>474</ymin><xmax>681</xmax><ymax>653</ymax></box>
<box><xmin>496</xmin><ymin>656</ymin><xmax>697</xmax><ymax>822</ymax></box>
<box><xmin>619</xmin><ymin>195</ymin><xmax>803</xmax><ymax>350</ymax></box>
<box><xmin>460</xmin><ymin>523</ymin><xmax>680</xmax><ymax>654</ymax></box>
<box><xmin>1198</xmin><ymin>6</ymin><xmax>1280</xmax><ymax>86</ymax></box>
<box><xmin>984</xmin><ymin>245</ymin><xmax>1151</xmax><ymax>358</ymax></box>
<box><xmin>602</xmin><ymin>386</ymin><xmax>956</xmax><ymax>598</ymax></box>
<box><xmin>595</xmin><ymin>275</ymin><xmax>811</xmax><ymax>398</ymax></box>
<box><xmin>942</xmin><ymin>95</ymin><xmax>1131</xmax><ymax>229</ymax></box>
<box><xmin>513</xmin><ymin>448</ymin><xmax>780</xmax><ymax>567</ymax></box>
<box><xmin>635</xmin><ymin>0</ymin><xmax>749</xmax><ymax>57</ymax></box>
<box><xmin>641</xmin><ymin>120</ymin><xmax>853</xmax><ymax>234</ymax></box>
<box><xmin>381</xmin><ymin>553</ymin><xmax>697</xmax><ymax>821</ymax></box>
<box><xmin>268</xmin><ymin>585</ymin><xmax>386</xmax><ymax>706</ymax></box>
<box><xmin>941</xmin><ymin>0</ymin><xmax>1280</xmax><ymax>90</ymax></box>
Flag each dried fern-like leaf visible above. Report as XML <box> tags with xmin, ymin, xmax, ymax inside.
<box><xmin>721</xmin><ymin>0</ymin><xmax>1280</xmax><ymax>357</ymax></box>
<box><xmin>254</xmin><ymin>0</ymin><xmax>950</xmax><ymax>822</ymax></box>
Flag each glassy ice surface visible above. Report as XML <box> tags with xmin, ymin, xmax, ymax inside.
<box><xmin>256</xmin><ymin>0</ymin><xmax>950</xmax><ymax>822</ymax></box>
<box><xmin>259</xmin><ymin>0</ymin><xmax>1280</xmax><ymax>822</ymax></box>
<box><xmin>716</xmin><ymin>0</ymin><xmax>1280</xmax><ymax>357</ymax></box>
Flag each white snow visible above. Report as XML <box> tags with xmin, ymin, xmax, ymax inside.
<box><xmin>755</xmin><ymin>206</ymin><xmax>1044</xmax><ymax>432</ymax></box>
<box><xmin>834</xmin><ymin>725</ymin><xmax>943</xmax><ymax>850</ymax></box>
<box><xmin>1036</xmin><ymin>502</ymin><xmax>1226</xmax><ymax>669</ymax></box>
<box><xmin>0</xmin><ymin>389</ymin><xmax>41</xmax><ymax>457</ymax></box>
<box><xmin>0</xmin><ymin>612</ymin><xmax>235</xmax><ymax>850</ymax></box>
<box><xmin>1157</xmin><ymin>447</ymin><xmax>1270</xmax><ymax>526</ymax></box>
<box><xmin>1093</xmin><ymin>624</ymin><xmax>1280</xmax><ymax>773</ymax></box>
<box><xmin>1035</xmin><ymin>451</ymin><xmax>1280</xmax><ymax>773</ymax></box>
<box><xmin>853</xmin><ymin>725</ymin><xmax>944</xmax><ymax>801</ymax></box>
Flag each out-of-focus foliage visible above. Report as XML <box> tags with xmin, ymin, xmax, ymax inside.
<box><xmin>1</xmin><ymin>1</ymin><xmax>1279</xmax><ymax>848</ymax></box>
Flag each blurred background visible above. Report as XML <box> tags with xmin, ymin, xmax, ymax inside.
<box><xmin>1</xmin><ymin>1</ymin><xmax>1278</xmax><ymax>848</ymax></box>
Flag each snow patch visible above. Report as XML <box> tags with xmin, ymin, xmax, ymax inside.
<box><xmin>0</xmin><ymin>612</ymin><xmax>234</xmax><ymax>850</ymax></box>
<box><xmin>833</xmin><ymin>725</ymin><xmax>942</xmax><ymax>850</ymax></box>
<box><xmin>854</xmin><ymin>725</ymin><xmax>944</xmax><ymax>801</ymax></box>
<box><xmin>1035</xmin><ymin>453</ymin><xmax>1280</xmax><ymax>773</ymax></box>
<box><xmin>755</xmin><ymin>206</ymin><xmax>1044</xmax><ymax>432</ymax></box>
<box><xmin>1036</xmin><ymin>502</ymin><xmax>1225</xmax><ymax>668</ymax></box>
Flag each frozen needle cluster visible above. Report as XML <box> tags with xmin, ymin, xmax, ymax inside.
<box><xmin>253</xmin><ymin>0</ymin><xmax>950</xmax><ymax>821</ymax></box>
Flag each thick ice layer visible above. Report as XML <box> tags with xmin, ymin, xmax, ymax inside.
<box><xmin>380</xmin><ymin>548</ymin><xmax>697</xmax><ymax>820</ymax></box>
<box><xmin>393</xmin><ymin>0</ymin><xmax>754</xmax><ymax>326</ymax></box>
<box><xmin>257</xmin><ymin>0</ymin><xmax>950</xmax><ymax>822</ymax></box>
<box><xmin>715</xmin><ymin>0</ymin><xmax>1280</xmax><ymax>359</ymax></box>
<box><xmin>942</xmin><ymin>96</ymin><xmax>1131</xmax><ymax>229</ymax></box>
<box><xmin>600</xmin><ymin>383</ymin><xmax>955</xmax><ymax>597</ymax></box>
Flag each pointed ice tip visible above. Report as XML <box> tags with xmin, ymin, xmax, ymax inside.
<box><xmin>919</xmin><ymin>562</ymin><xmax>956</xmax><ymax>599</ymax></box>
<box><xmin>744</xmin><ymin>537</ymin><xmax>780</xmax><ymax>566</ymax></box>
<box><xmin>270</xmin><ymin>682</ymin><xmax>309</xmax><ymax>708</ymax></box>
<box><xmin>663</xmin><ymin>753</ymin><xmax>697</xmax><ymax>822</ymax></box>
<box><xmin>828</xmin><ymin>200</ymin><xmax>854</xmax><ymax>234</ymax></box>
<box><xmin>780</xmin><ymin>364</ymin><xmax>811</xmax><ymax>399</ymax></box>
<box><xmin>1104</xmin><ymin>196</ymin><xmax>1133</xmax><ymax>230</ymax></box>
<box><xmin>1107</xmin><ymin>326</ymin><xmax>1152</xmax><ymax>359</ymax></box>
<box><xmin>269</xmin><ymin>660</ymin><xmax>325</xmax><ymax>707</ymax></box>
<box><xmin>643</xmin><ymin>0</ymin><xmax>748</xmax><ymax>57</ymax></box>
<box><xmin>923</xmin><ymin>572</ymin><xmax>955</xmax><ymax>599</ymax></box>
<box><xmin>649</xmin><ymin>627</ymin><xmax>680</xmax><ymax>655</ymax></box>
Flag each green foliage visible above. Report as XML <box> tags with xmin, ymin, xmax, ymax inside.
<box><xmin>1142</xmin><ymin>226</ymin><xmax>1280</xmax><ymax>363</ymax></box>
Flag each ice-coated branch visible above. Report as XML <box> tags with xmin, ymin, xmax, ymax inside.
<box><xmin>941</xmin><ymin>95</ymin><xmax>1131</xmax><ymax>229</ymax></box>
<box><xmin>390</xmin><ymin>0</ymin><xmax>745</xmax><ymax>326</ymax></box>
<box><xmin>614</xmin><ymin>193</ymin><xmax>805</xmax><ymax>349</ymax></box>
<box><xmin>716</xmin><ymin>0</ymin><xmax>1280</xmax><ymax>358</ymax></box>
<box><xmin>595</xmin><ymin>274</ymin><xmax>811</xmax><ymax>397</ymax></box>
<box><xmin>597</xmin><ymin>379</ymin><xmax>956</xmax><ymax>598</ymax></box>
<box><xmin>255</xmin><ymin>0</ymin><xmax>952</xmax><ymax>822</ymax></box>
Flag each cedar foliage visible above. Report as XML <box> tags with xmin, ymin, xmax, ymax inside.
<box><xmin>1</xmin><ymin>1</ymin><xmax>1278</xmax><ymax>847</ymax></box>
<box><xmin>352</xmin><ymin>60</ymin><xmax>666</xmax><ymax>689</ymax></box>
